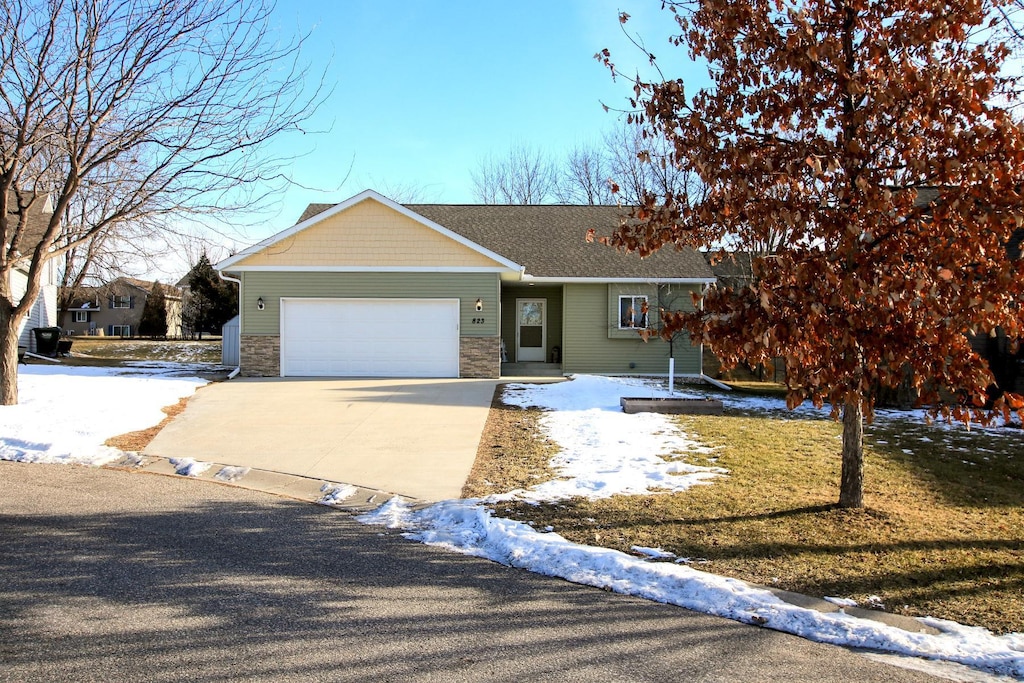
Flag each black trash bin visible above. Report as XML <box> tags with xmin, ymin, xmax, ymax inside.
<box><xmin>56</xmin><ymin>338</ymin><xmax>73</xmax><ymax>357</ymax></box>
<box><xmin>32</xmin><ymin>327</ymin><xmax>61</xmax><ymax>356</ymax></box>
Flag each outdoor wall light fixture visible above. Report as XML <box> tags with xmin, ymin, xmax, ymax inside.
<box><xmin>257</xmin><ymin>297</ymin><xmax>265</xmax><ymax>311</ymax></box>
<box><xmin>475</xmin><ymin>298</ymin><xmax>483</xmax><ymax>311</ymax></box>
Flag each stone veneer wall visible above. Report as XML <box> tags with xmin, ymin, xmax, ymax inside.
<box><xmin>240</xmin><ymin>334</ymin><xmax>499</xmax><ymax>379</ymax></box>
<box><xmin>240</xmin><ymin>335</ymin><xmax>280</xmax><ymax>377</ymax></box>
<box><xmin>460</xmin><ymin>337</ymin><xmax>500</xmax><ymax>379</ymax></box>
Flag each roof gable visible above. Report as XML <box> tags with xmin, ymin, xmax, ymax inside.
<box><xmin>5</xmin><ymin>191</ymin><xmax>54</xmax><ymax>269</ymax></box>
<box><xmin>219</xmin><ymin>190</ymin><xmax>520</xmax><ymax>272</ymax></box>
<box><xmin>221</xmin><ymin>190</ymin><xmax>714</xmax><ymax>281</ymax></box>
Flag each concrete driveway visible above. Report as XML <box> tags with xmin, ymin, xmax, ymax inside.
<box><xmin>144</xmin><ymin>377</ymin><xmax>499</xmax><ymax>502</ymax></box>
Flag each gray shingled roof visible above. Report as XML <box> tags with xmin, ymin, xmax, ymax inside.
<box><xmin>4</xmin><ymin>191</ymin><xmax>53</xmax><ymax>257</ymax></box>
<box><xmin>67</xmin><ymin>277</ymin><xmax>183</xmax><ymax>308</ymax></box>
<box><xmin>299</xmin><ymin>202</ymin><xmax>714</xmax><ymax>280</ymax></box>
<box><xmin>704</xmin><ymin>251</ymin><xmax>755</xmax><ymax>290</ymax></box>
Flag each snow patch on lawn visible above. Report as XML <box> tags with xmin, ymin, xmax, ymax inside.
<box><xmin>1</xmin><ymin>365</ymin><xmax>206</xmax><ymax>466</ymax></box>
<box><xmin>497</xmin><ymin>375</ymin><xmax>725</xmax><ymax>502</ymax></box>
<box><xmin>632</xmin><ymin>545</ymin><xmax>677</xmax><ymax>560</ymax></box>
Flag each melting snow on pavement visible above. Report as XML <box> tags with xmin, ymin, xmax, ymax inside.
<box><xmin>3</xmin><ymin>366</ymin><xmax>1022</xmax><ymax>680</ymax></box>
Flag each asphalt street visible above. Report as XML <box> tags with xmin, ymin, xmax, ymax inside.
<box><xmin>0</xmin><ymin>461</ymin><xmax>943</xmax><ymax>682</ymax></box>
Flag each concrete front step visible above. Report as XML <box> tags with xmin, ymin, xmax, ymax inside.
<box><xmin>501</xmin><ymin>362</ymin><xmax>564</xmax><ymax>377</ymax></box>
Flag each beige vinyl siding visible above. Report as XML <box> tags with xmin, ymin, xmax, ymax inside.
<box><xmin>500</xmin><ymin>285</ymin><xmax>563</xmax><ymax>363</ymax></box>
<box><xmin>233</xmin><ymin>199</ymin><xmax>505</xmax><ymax>269</ymax></box>
<box><xmin>13</xmin><ymin>265</ymin><xmax>58</xmax><ymax>350</ymax></box>
<box><xmin>240</xmin><ymin>271</ymin><xmax>499</xmax><ymax>337</ymax></box>
<box><xmin>562</xmin><ymin>283</ymin><xmax>702</xmax><ymax>375</ymax></box>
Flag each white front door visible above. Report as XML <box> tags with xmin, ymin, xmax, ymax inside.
<box><xmin>516</xmin><ymin>299</ymin><xmax>546</xmax><ymax>362</ymax></box>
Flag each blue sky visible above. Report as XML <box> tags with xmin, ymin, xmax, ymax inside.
<box><xmin>158</xmin><ymin>0</ymin><xmax>706</xmax><ymax>279</ymax></box>
<box><xmin>259</xmin><ymin>0</ymin><xmax>702</xmax><ymax>228</ymax></box>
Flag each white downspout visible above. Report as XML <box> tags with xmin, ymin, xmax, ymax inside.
<box><xmin>695</xmin><ymin>280</ymin><xmax>731</xmax><ymax>390</ymax></box>
<box><xmin>218</xmin><ymin>271</ymin><xmax>241</xmax><ymax>378</ymax></box>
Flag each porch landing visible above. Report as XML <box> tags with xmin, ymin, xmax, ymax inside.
<box><xmin>500</xmin><ymin>362</ymin><xmax>565</xmax><ymax>378</ymax></box>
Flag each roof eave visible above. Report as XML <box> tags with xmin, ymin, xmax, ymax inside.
<box><xmin>221</xmin><ymin>265</ymin><xmax>519</xmax><ymax>274</ymax></box>
<box><xmin>521</xmin><ymin>276</ymin><xmax>717</xmax><ymax>284</ymax></box>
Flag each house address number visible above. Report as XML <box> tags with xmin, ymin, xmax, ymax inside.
<box><xmin>471</xmin><ymin>318</ymin><xmax>486</xmax><ymax>324</ymax></box>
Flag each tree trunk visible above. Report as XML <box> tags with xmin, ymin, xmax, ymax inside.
<box><xmin>0</xmin><ymin>303</ymin><xmax>22</xmax><ymax>405</ymax></box>
<box><xmin>839</xmin><ymin>397</ymin><xmax>864</xmax><ymax>508</ymax></box>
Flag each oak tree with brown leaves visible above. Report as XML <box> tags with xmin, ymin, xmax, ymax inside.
<box><xmin>599</xmin><ymin>0</ymin><xmax>1024</xmax><ymax>508</ymax></box>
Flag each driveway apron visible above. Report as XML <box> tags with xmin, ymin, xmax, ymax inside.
<box><xmin>143</xmin><ymin>377</ymin><xmax>499</xmax><ymax>502</ymax></box>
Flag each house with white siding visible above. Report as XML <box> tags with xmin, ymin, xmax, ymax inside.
<box><xmin>5</xmin><ymin>193</ymin><xmax>59</xmax><ymax>354</ymax></box>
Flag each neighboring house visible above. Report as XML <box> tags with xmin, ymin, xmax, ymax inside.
<box><xmin>704</xmin><ymin>251</ymin><xmax>755</xmax><ymax>292</ymax></box>
<box><xmin>968</xmin><ymin>227</ymin><xmax>1024</xmax><ymax>395</ymax></box>
<box><xmin>5</xmin><ymin>192</ymin><xmax>60</xmax><ymax>354</ymax></box>
<box><xmin>699</xmin><ymin>251</ymin><xmax>776</xmax><ymax>382</ymax></box>
<box><xmin>62</xmin><ymin>277</ymin><xmax>184</xmax><ymax>338</ymax></box>
<box><xmin>216</xmin><ymin>189</ymin><xmax>716</xmax><ymax>379</ymax></box>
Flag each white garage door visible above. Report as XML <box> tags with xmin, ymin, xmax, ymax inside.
<box><xmin>281</xmin><ymin>298</ymin><xmax>460</xmax><ymax>377</ymax></box>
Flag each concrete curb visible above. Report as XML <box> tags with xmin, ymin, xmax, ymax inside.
<box><xmin>105</xmin><ymin>453</ymin><xmax>422</xmax><ymax>512</ymax></box>
<box><xmin>767</xmin><ymin>588</ymin><xmax>941</xmax><ymax>635</ymax></box>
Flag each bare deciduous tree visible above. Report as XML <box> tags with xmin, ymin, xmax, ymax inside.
<box><xmin>55</xmin><ymin>184</ymin><xmax>166</xmax><ymax>322</ymax></box>
<box><xmin>0</xmin><ymin>0</ymin><xmax>324</xmax><ymax>404</ymax></box>
<box><xmin>555</xmin><ymin>143</ymin><xmax>616</xmax><ymax>205</ymax></box>
<box><xmin>472</xmin><ymin>127</ymin><xmax>706</xmax><ymax>207</ymax></box>
<box><xmin>471</xmin><ymin>143</ymin><xmax>560</xmax><ymax>204</ymax></box>
<box><xmin>604</xmin><ymin>125</ymin><xmax>705</xmax><ymax>207</ymax></box>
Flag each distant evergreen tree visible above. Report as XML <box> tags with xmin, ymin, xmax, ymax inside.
<box><xmin>183</xmin><ymin>254</ymin><xmax>238</xmax><ymax>340</ymax></box>
<box><xmin>138</xmin><ymin>281</ymin><xmax>168</xmax><ymax>338</ymax></box>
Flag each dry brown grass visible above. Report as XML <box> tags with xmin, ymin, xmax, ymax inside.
<box><xmin>104</xmin><ymin>395</ymin><xmax>192</xmax><ymax>452</ymax></box>
<box><xmin>69</xmin><ymin>337</ymin><xmax>222</xmax><ymax>363</ymax></box>
<box><xmin>469</xmin><ymin>387</ymin><xmax>1024</xmax><ymax>634</ymax></box>
<box><xmin>462</xmin><ymin>386</ymin><xmax>559</xmax><ymax>498</ymax></box>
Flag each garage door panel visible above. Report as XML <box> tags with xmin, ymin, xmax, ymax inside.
<box><xmin>281</xmin><ymin>299</ymin><xmax>459</xmax><ymax>377</ymax></box>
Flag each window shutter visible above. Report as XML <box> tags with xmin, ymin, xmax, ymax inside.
<box><xmin>108</xmin><ymin>296</ymin><xmax>114</xmax><ymax>309</ymax></box>
<box><xmin>107</xmin><ymin>325</ymin><xmax>112</xmax><ymax>336</ymax></box>
<box><xmin>130</xmin><ymin>296</ymin><xmax>135</xmax><ymax>309</ymax></box>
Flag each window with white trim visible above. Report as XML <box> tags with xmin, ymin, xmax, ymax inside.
<box><xmin>73</xmin><ymin>310</ymin><xmax>88</xmax><ymax>323</ymax></box>
<box><xmin>110</xmin><ymin>324</ymin><xmax>131</xmax><ymax>337</ymax></box>
<box><xmin>618</xmin><ymin>295</ymin><xmax>649</xmax><ymax>329</ymax></box>
<box><xmin>111</xmin><ymin>295</ymin><xmax>131</xmax><ymax>309</ymax></box>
